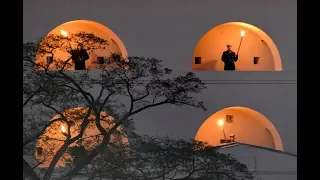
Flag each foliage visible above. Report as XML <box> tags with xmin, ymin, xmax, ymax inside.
<box><xmin>83</xmin><ymin>135</ymin><xmax>254</xmax><ymax>180</ymax></box>
<box><xmin>23</xmin><ymin>32</ymin><xmax>208</xmax><ymax>180</ymax></box>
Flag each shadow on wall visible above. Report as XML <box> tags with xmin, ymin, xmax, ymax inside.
<box><xmin>192</xmin><ymin>22</ymin><xmax>282</xmax><ymax>71</ymax></box>
<box><xmin>35</xmin><ymin>20</ymin><xmax>128</xmax><ymax>70</ymax></box>
<box><xmin>194</xmin><ymin>106</ymin><xmax>283</xmax><ymax>151</ymax></box>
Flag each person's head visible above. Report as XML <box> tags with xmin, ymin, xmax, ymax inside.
<box><xmin>76</xmin><ymin>139</ymin><xmax>83</xmax><ymax>146</ymax></box>
<box><xmin>77</xmin><ymin>43</ymin><xmax>84</xmax><ymax>50</ymax></box>
<box><xmin>227</xmin><ymin>44</ymin><xmax>232</xmax><ymax>51</ymax></box>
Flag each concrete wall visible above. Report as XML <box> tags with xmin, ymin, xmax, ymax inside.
<box><xmin>219</xmin><ymin>145</ymin><xmax>297</xmax><ymax>180</ymax></box>
<box><xmin>195</xmin><ymin>107</ymin><xmax>279</xmax><ymax>150</ymax></box>
<box><xmin>23</xmin><ymin>0</ymin><xmax>297</xmax><ymax>71</ymax></box>
<box><xmin>23</xmin><ymin>0</ymin><xmax>297</xmax><ymax>154</ymax></box>
<box><xmin>130</xmin><ymin>73</ymin><xmax>297</xmax><ymax>154</ymax></box>
<box><xmin>192</xmin><ymin>22</ymin><xmax>278</xmax><ymax>71</ymax></box>
<box><xmin>35</xmin><ymin>20</ymin><xmax>125</xmax><ymax>70</ymax></box>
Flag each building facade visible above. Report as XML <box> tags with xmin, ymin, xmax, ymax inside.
<box><xmin>218</xmin><ymin>142</ymin><xmax>297</xmax><ymax>180</ymax></box>
<box><xmin>23</xmin><ymin>0</ymin><xmax>297</xmax><ymax>179</ymax></box>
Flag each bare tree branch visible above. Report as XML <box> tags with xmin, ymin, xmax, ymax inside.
<box><xmin>23</xmin><ymin>32</ymin><xmax>208</xmax><ymax>180</ymax></box>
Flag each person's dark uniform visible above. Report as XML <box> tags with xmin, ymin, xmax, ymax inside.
<box><xmin>68</xmin><ymin>145</ymin><xmax>87</xmax><ymax>167</ymax></box>
<box><xmin>221</xmin><ymin>50</ymin><xmax>238</xmax><ymax>71</ymax></box>
<box><xmin>71</xmin><ymin>49</ymin><xmax>89</xmax><ymax>70</ymax></box>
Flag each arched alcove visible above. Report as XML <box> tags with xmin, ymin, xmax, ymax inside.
<box><xmin>36</xmin><ymin>20</ymin><xmax>128</xmax><ymax>70</ymax></box>
<box><xmin>195</xmin><ymin>106</ymin><xmax>283</xmax><ymax>151</ymax></box>
<box><xmin>192</xmin><ymin>22</ymin><xmax>282</xmax><ymax>71</ymax></box>
<box><xmin>35</xmin><ymin>107</ymin><xmax>128</xmax><ymax>167</ymax></box>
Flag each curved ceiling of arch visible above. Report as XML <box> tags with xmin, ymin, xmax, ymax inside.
<box><xmin>195</xmin><ymin>106</ymin><xmax>283</xmax><ymax>151</ymax></box>
<box><xmin>192</xmin><ymin>21</ymin><xmax>282</xmax><ymax>71</ymax></box>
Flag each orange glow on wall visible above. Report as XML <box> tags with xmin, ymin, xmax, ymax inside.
<box><xmin>192</xmin><ymin>22</ymin><xmax>282</xmax><ymax>71</ymax></box>
<box><xmin>217</xmin><ymin>119</ymin><xmax>224</xmax><ymax>127</ymax></box>
<box><xmin>60</xmin><ymin>30</ymin><xmax>68</xmax><ymax>37</ymax></box>
<box><xmin>195</xmin><ymin>106</ymin><xmax>283</xmax><ymax>151</ymax></box>
<box><xmin>36</xmin><ymin>20</ymin><xmax>128</xmax><ymax>70</ymax></box>
<box><xmin>35</xmin><ymin>107</ymin><xmax>128</xmax><ymax>167</ymax></box>
<box><xmin>240</xmin><ymin>30</ymin><xmax>245</xmax><ymax>37</ymax></box>
<box><xmin>60</xmin><ymin>125</ymin><xmax>66</xmax><ymax>133</ymax></box>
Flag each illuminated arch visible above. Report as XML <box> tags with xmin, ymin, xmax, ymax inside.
<box><xmin>195</xmin><ymin>106</ymin><xmax>283</xmax><ymax>151</ymax></box>
<box><xmin>192</xmin><ymin>22</ymin><xmax>282</xmax><ymax>71</ymax></box>
<box><xmin>35</xmin><ymin>107</ymin><xmax>128</xmax><ymax>167</ymax></box>
<box><xmin>36</xmin><ymin>20</ymin><xmax>128</xmax><ymax>70</ymax></box>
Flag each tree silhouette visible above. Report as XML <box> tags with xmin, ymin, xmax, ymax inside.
<box><xmin>82</xmin><ymin>135</ymin><xmax>254</xmax><ymax>180</ymax></box>
<box><xmin>23</xmin><ymin>32</ymin><xmax>208</xmax><ymax>180</ymax></box>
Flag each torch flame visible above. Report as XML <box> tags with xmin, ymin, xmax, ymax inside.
<box><xmin>217</xmin><ymin>119</ymin><xmax>224</xmax><ymax>127</ymax></box>
<box><xmin>241</xmin><ymin>30</ymin><xmax>245</xmax><ymax>37</ymax></box>
<box><xmin>61</xmin><ymin>125</ymin><xmax>66</xmax><ymax>133</ymax></box>
<box><xmin>60</xmin><ymin>30</ymin><xmax>68</xmax><ymax>37</ymax></box>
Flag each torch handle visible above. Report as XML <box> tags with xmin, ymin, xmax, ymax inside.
<box><xmin>222</xmin><ymin>128</ymin><xmax>227</xmax><ymax>140</ymax></box>
<box><xmin>237</xmin><ymin>37</ymin><xmax>243</xmax><ymax>55</ymax></box>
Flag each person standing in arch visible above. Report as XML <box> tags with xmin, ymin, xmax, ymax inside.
<box><xmin>70</xmin><ymin>43</ymin><xmax>90</xmax><ymax>70</ymax></box>
<box><xmin>221</xmin><ymin>44</ymin><xmax>238</xmax><ymax>71</ymax></box>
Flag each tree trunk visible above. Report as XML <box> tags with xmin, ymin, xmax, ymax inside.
<box><xmin>23</xmin><ymin>158</ymin><xmax>40</xmax><ymax>180</ymax></box>
<box><xmin>60</xmin><ymin>133</ymin><xmax>112</xmax><ymax>180</ymax></box>
<box><xmin>42</xmin><ymin>142</ymin><xmax>70</xmax><ymax>180</ymax></box>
